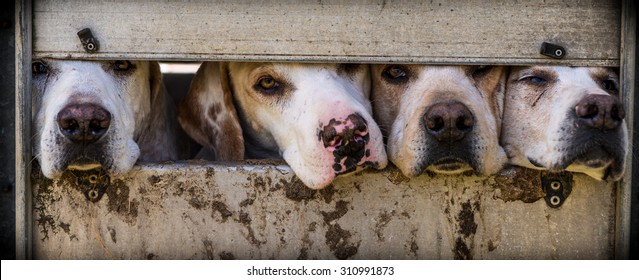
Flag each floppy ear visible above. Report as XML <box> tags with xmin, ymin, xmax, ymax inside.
<box><xmin>178</xmin><ymin>62</ymin><xmax>244</xmax><ymax>161</ymax></box>
<box><xmin>137</xmin><ymin>61</ymin><xmax>179</xmax><ymax>162</ymax></box>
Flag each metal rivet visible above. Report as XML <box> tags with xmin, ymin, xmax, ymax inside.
<box><xmin>550</xmin><ymin>181</ymin><xmax>561</xmax><ymax>190</ymax></box>
<box><xmin>88</xmin><ymin>189</ymin><xmax>99</xmax><ymax>200</ymax></box>
<box><xmin>86</xmin><ymin>42</ymin><xmax>95</xmax><ymax>51</ymax></box>
<box><xmin>550</xmin><ymin>195</ymin><xmax>561</xmax><ymax>206</ymax></box>
<box><xmin>88</xmin><ymin>175</ymin><xmax>98</xmax><ymax>184</ymax></box>
<box><xmin>554</xmin><ymin>49</ymin><xmax>563</xmax><ymax>57</ymax></box>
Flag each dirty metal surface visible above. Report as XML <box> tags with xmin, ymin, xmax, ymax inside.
<box><xmin>31</xmin><ymin>162</ymin><xmax>616</xmax><ymax>260</ymax></box>
<box><xmin>33</xmin><ymin>0</ymin><xmax>620</xmax><ymax>66</ymax></box>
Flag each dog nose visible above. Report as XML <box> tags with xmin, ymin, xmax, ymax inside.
<box><xmin>57</xmin><ymin>103</ymin><xmax>111</xmax><ymax>143</ymax></box>
<box><xmin>424</xmin><ymin>101</ymin><xmax>474</xmax><ymax>142</ymax></box>
<box><xmin>321</xmin><ymin>113</ymin><xmax>369</xmax><ymax>156</ymax></box>
<box><xmin>575</xmin><ymin>94</ymin><xmax>625</xmax><ymax>130</ymax></box>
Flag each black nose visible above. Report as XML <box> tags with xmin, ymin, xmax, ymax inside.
<box><xmin>320</xmin><ymin>113</ymin><xmax>369</xmax><ymax>156</ymax></box>
<box><xmin>57</xmin><ymin>103</ymin><xmax>111</xmax><ymax>144</ymax></box>
<box><xmin>575</xmin><ymin>94</ymin><xmax>625</xmax><ymax>130</ymax></box>
<box><xmin>423</xmin><ymin>101</ymin><xmax>474</xmax><ymax>142</ymax></box>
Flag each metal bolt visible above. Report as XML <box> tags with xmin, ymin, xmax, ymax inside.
<box><xmin>550</xmin><ymin>181</ymin><xmax>561</xmax><ymax>191</ymax></box>
<box><xmin>86</xmin><ymin>42</ymin><xmax>96</xmax><ymax>51</ymax></box>
<box><xmin>554</xmin><ymin>49</ymin><xmax>563</xmax><ymax>57</ymax></box>
<box><xmin>549</xmin><ymin>195</ymin><xmax>561</xmax><ymax>206</ymax></box>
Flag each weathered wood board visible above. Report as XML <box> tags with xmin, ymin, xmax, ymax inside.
<box><xmin>32</xmin><ymin>163</ymin><xmax>616</xmax><ymax>260</ymax></box>
<box><xmin>33</xmin><ymin>0</ymin><xmax>620</xmax><ymax>66</ymax></box>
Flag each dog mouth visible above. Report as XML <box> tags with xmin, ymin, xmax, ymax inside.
<box><xmin>426</xmin><ymin>156</ymin><xmax>473</xmax><ymax>173</ymax></box>
<box><xmin>66</xmin><ymin>156</ymin><xmax>103</xmax><ymax>171</ymax></box>
<box><xmin>572</xmin><ymin>146</ymin><xmax>613</xmax><ymax>168</ymax></box>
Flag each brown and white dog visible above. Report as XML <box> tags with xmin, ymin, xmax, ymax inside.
<box><xmin>502</xmin><ymin>66</ymin><xmax>627</xmax><ymax>180</ymax></box>
<box><xmin>178</xmin><ymin>62</ymin><xmax>387</xmax><ymax>189</ymax></box>
<box><xmin>32</xmin><ymin>59</ymin><xmax>180</xmax><ymax>178</ymax></box>
<box><xmin>371</xmin><ymin>65</ymin><xmax>508</xmax><ymax>177</ymax></box>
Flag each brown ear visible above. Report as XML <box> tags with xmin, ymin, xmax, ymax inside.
<box><xmin>178</xmin><ymin>62</ymin><xmax>244</xmax><ymax>161</ymax></box>
<box><xmin>137</xmin><ymin>61</ymin><xmax>179</xmax><ymax>162</ymax></box>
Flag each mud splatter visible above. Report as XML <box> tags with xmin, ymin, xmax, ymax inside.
<box><xmin>211</xmin><ymin>201</ymin><xmax>232</xmax><ymax>222</ymax></box>
<box><xmin>325</xmin><ymin>223</ymin><xmax>359</xmax><ymax>260</ymax></box>
<box><xmin>105</xmin><ymin>180</ymin><xmax>138</xmax><ymax>226</ymax></box>
<box><xmin>284</xmin><ymin>177</ymin><xmax>315</xmax><ymax>202</ymax></box>
<box><xmin>321</xmin><ymin>200</ymin><xmax>349</xmax><ymax>223</ymax></box>
<box><xmin>493</xmin><ymin>168</ymin><xmax>545</xmax><ymax>203</ymax></box>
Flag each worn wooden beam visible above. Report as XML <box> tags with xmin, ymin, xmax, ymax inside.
<box><xmin>33</xmin><ymin>0</ymin><xmax>620</xmax><ymax>66</ymax></box>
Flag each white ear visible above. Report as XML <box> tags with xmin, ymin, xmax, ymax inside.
<box><xmin>178</xmin><ymin>62</ymin><xmax>244</xmax><ymax>161</ymax></box>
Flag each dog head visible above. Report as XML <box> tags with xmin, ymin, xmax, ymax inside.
<box><xmin>179</xmin><ymin>62</ymin><xmax>387</xmax><ymax>189</ymax></box>
<box><xmin>502</xmin><ymin>66</ymin><xmax>627</xmax><ymax>180</ymax></box>
<box><xmin>371</xmin><ymin>64</ymin><xmax>508</xmax><ymax>177</ymax></box>
<box><xmin>32</xmin><ymin>59</ymin><xmax>173</xmax><ymax>178</ymax></box>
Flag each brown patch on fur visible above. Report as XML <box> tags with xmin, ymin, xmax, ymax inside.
<box><xmin>178</xmin><ymin>62</ymin><xmax>244</xmax><ymax>161</ymax></box>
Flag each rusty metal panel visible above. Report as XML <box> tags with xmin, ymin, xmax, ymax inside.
<box><xmin>33</xmin><ymin>0</ymin><xmax>620</xmax><ymax>66</ymax></box>
<box><xmin>31</xmin><ymin>163</ymin><xmax>615</xmax><ymax>260</ymax></box>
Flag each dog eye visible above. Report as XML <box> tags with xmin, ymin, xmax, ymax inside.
<box><xmin>382</xmin><ymin>65</ymin><xmax>409</xmax><ymax>83</ymax></box>
<box><xmin>601</xmin><ymin>79</ymin><xmax>618</xmax><ymax>92</ymax></box>
<box><xmin>471</xmin><ymin>65</ymin><xmax>492</xmax><ymax>77</ymax></box>
<box><xmin>520</xmin><ymin>75</ymin><xmax>547</xmax><ymax>85</ymax></box>
<box><xmin>32</xmin><ymin>61</ymin><xmax>48</xmax><ymax>74</ymax></box>
<box><xmin>113</xmin><ymin>60</ymin><xmax>133</xmax><ymax>71</ymax></box>
<box><xmin>255</xmin><ymin>76</ymin><xmax>280</xmax><ymax>93</ymax></box>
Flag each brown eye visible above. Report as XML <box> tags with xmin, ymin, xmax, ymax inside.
<box><xmin>32</xmin><ymin>61</ymin><xmax>48</xmax><ymax>74</ymax></box>
<box><xmin>113</xmin><ymin>60</ymin><xmax>132</xmax><ymax>71</ymax></box>
<box><xmin>601</xmin><ymin>79</ymin><xmax>618</xmax><ymax>92</ymax></box>
<box><xmin>254</xmin><ymin>76</ymin><xmax>281</xmax><ymax>94</ymax></box>
<box><xmin>472</xmin><ymin>65</ymin><xmax>492</xmax><ymax>78</ymax></box>
<box><xmin>382</xmin><ymin>65</ymin><xmax>408</xmax><ymax>84</ymax></box>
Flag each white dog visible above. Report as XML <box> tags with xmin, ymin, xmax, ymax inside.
<box><xmin>32</xmin><ymin>59</ymin><xmax>180</xmax><ymax>178</ymax></box>
<box><xmin>502</xmin><ymin>66</ymin><xmax>627</xmax><ymax>180</ymax></box>
<box><xmin>371</xmin><ymin>65</ymin><xmax>508</xmax><ymax>177</ymax></box>
<box><xmin>178</xmin><ymin>62</ymin><xmax>387</xmax><ymax>189</ymax></box>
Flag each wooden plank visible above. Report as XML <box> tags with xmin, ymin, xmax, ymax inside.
<box><xmin>32</xmin><ymin>164</ymin><xmax>615</xmax><ymax>260</ymax></box>
<box><xmin>15</xmin><ymin>0</ymin><xmax>33</xmax><ymax>261</ymax></box>
<box><xmin>617</xmin><ymin>0</ymin><xmax>636</xmax><ymax>259</ymax></box>
<box><xmin>33</xmin><ymin>0</ymin><xmax>620</xmax><ymax>66</ymax></box>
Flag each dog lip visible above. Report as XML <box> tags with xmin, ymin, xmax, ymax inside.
<box><xmin>572</xmin><ymin>146</ymin><xmax>613</xmax><ymax>168</ymax></box>
<box><xmin>429</xmin><ymin>157</ymin><xmax>471</xmax><ymax>171</ymax></box>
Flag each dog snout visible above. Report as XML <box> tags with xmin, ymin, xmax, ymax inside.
<box><xmin>320</xmin><ymin>113</ymin><xmax>369</xmax><ymax>156</ymax></box>
<box><xmin>423</xmin><ymin>101</ymin><xmax>474</xmax><ymax>142</ymax></box>
<box><xmin>575</xmin><ymin>94</ymin><xmax>625</xmax><ymax>130</ymax></box>
<box><xmin>57</xmin><ymin>103</ymin><xmax>111</xmax><ymax>144</ymax></box>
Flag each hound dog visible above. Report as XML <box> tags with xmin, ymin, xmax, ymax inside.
<box><xmin>501</xmin><ymin>66</ymin><xmax>627</xmax><ymax>180</ymax></box>
<box><xmin>33</xmin><ymin>59</ymin><xmax>180</xmax><ymax>178</ymax></box>
<box><xmin>178</xmin><ymin>62</ymin><xmax>387</xmax><ymax>189</ymax></box>
<box><xmin>370</xmin><ymin>65</ymin><xmax>508</xmax><ymax>177</ymax></box>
